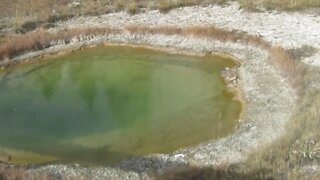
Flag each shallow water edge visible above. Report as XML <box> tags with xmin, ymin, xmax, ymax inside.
<box><xmin>0</xmin><ymin>29</ymin><xmax>296</xmax><ymax>179</ymax></box>
<box><xmin>0</xmin><ymin>45</ymin><xmax>242</xmax><ymax>166</ymax></box>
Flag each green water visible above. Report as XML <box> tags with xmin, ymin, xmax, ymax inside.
<box><xmin>0</xmin><ymin>46</ymin><xmax>241</xmax><ymax>166</ymax></box>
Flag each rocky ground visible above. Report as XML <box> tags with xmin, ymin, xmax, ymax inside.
<box><xmin>55</xmin><ymin>2</ymin><xmax>320</xmax><ymax>48</ymax></box>
<box><xmin>1</xmin><ymin>1</ymin><xmax>320</xmax><ymax>179</ymax></box>
<box><xmin>52</xmin><ymin>1</ymin><xmax>320</xmax><ymax>66</ymax></box>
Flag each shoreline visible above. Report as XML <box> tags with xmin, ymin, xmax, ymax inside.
<box><xmin>0</xmin><ymin>32</ymin><xmax>296</xmax><ymax>179</ymax></box>
<box><xmin>2</xmin><ymin>1</ymin><xmax>318</xmax><ymax>178</ymax></box>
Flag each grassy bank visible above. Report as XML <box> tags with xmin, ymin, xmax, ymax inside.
<box><xmin>0</xmin><ymin>25</ymin><xmax>270</xmax><ymax>62</ymax></box>
<box><xmin>0</xmin><ymin>27</ymin><xmax>120</xmax><ymax>61</ymax></box>
<box><xmin>0</xmin><ymin>1</ymin><xmax>318</xmax><ymax>178</ymax></box>
<box><xmin>2</xmin><ymin>0</ymin><xmax>319</xmax><ymax>35</ymax></box>
<box><xmin>0</xmin><ymin>25</ymin><xmax>306</xmax><ymax>179</ymax></box>
<box><xmin>0</xmin><ymin>0</ymin><xmax>226</xmax><ymax>33</ymax></box>
<box><xmin>239</xmin><ymin>0</ymin><xmax>320</xmax><ymax>11</ymax></box>
<box><xmin>0</xmin><ymin>167</ymin><xmax>49</xmax><ymax>180</ymax></box>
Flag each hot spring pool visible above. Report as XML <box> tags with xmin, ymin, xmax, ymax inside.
<box><xmin>0</xmin><ymin>46</ymin><xmax>241</xmax><ymax>165</ymax></box>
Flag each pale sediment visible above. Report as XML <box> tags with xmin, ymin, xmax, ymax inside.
<box><xmin>0</xmin><ymin>1</ymin><xmax>312</xmax><ymax>179</ymax></box>
<box><xmin>0</xmin><ymin>33</ymin><xmax>296</xmax><ymax>179</ymax></box>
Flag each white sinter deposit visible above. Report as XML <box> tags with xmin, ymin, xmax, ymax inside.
<box><xmin>3</xmin><ymin>1</ymin><xmax>320</xmax><ymax>179</ymax></box>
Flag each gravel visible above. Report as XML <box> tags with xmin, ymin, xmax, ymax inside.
<box><xmin>56</xmin><ymin>1</ymin><xmax>320</xmax><ymax>50</ymax></box>
<box><xmin>3</xmin><ymin>1</ymin><xmax>316</xmax><ymax>179</ymax></box>
<box><xmin>6</xmin><ymin>33</ymin><xmax>294</xmax><ymax>179</ymax></box>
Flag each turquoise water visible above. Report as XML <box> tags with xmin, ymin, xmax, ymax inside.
<box><xmin>0</xmin><ymin>46</ymin><xmax>241</xmax><ymax>165</ymax></box>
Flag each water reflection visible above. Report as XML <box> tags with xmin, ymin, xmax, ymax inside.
<box><xmin>0</xmin><ymin>46</ymin><xmax>240</xmax><ymax>165</ymax></box>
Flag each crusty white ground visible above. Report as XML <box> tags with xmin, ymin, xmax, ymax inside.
<box><xmin>4</xmin><ymin>1</ymin><xmax>319</xmax><ymax>179</ymax></box>
<box><xmin>17</xmin><ymin>32</ymin><xmax>295</xmax><ymax>179</ymax></box>
<box><xmin>56</xmin><ymin>1</ymin><xmax>320</xmax><ymax>67</ymax></box>
<box><xmin>57</xmin><ymin>1</ymin><xmax>320</xmax><ymax>50</ymax></box>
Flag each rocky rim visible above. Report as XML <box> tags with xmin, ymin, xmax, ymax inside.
<box><xmin>1</xmin><ymin>1</ymin><xmax>320</xmax><ymax>179</ymax></box>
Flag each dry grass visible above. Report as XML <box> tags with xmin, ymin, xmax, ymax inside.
<box><xmin>1</xmin><ymin>25</ymin><xmax>259</xmax><ymax>61</ymax></box>
<box><xmin>157</xmin><ymin>0</ymin><xmax>227</xmax><ymax>13</ymax></box>
<box><xmin>0</xmin><ymin>25</ymin><xmax>299</xmax><ymax>86</ymax></box>
<box><xmin>0</xmin><ymin>27</ymin><xmax>120</xmax><ymax>60</ymax></box>
<box><xmin>240</xmin><ymin>0</ymin><xmax>320</xmax><ymax>10</ymax></box>
<box><xmin>0</xmin><ymin>167</ymin><xmax>49</xmax><ymax>180</ymax></box>
<box><xmin>0</xmin><ymin>0</ymin><xmax>229</xmax><ymax>33</ymax></box>
<box><xmin>0</xmin><ymin>1</ymin><xmax>315</xmax><ymax>180</ymax></box>
<box><xmin>242</xmin><ymin>64</ymin><xmax>320</xmax><ymax>178</ymax></box>
<box><xmin>1</xmin><ymin>0</ymin><xmax>317</xmax><ymax>35</ymax></box>
<box><xmin>125</xmin><ymin>25</ymin><xmax>270</xmax><ymax>49</ymax></box>
<box><xmin>0</xmin><ymin>24</ymin><xmax>301</xmax><ymax>89</ymax></box>
<box><xmin>0</xmin><ymin>24</ymin><xmax>310</xmax><ymax>179</ymax></box>
<box><xmin>156</xmin><ymin>165</ymin><xmax>274</xmax><ymax>180</ymax></box>
<box><xmin>268</xmin><ymin>46</ymin><xmax>305</xmax><ymax>92</ymax></box>
<box><xmin>156</xmin><ymin>0</ymin><xmax>199</xmax><ymax>13</ymax></box>
<box><xmin>124</xmin><ymin>25</ymin><xmax>306</xmax><ymax>179</ymax></box>
<box><xmin>157</xmin><ymin>0</ymin><xmax>175</xmax><ymax>13</ymax></box>
<box><xmin>0</xmin><ymin>166</ymin><xmax>85</xmax><ymax>180</ymax></box>
<box><xmin>126</xmin><ymin>1</ymin><xmax>140</xmax><ymax>15</ymax></box>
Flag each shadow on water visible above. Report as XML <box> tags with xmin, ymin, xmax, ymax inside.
<box><xmin>68</xmin><ymin>59</ymin><xmax>97</xmax><ymax>111</ymax></box>
<box><xmin>0</xmin><ymin>46</ymin><xmax>241</xmax><ymax>167</ymax></box>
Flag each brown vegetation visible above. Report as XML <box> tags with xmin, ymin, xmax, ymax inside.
<box><xmin>268</xmin><ymin>46</ymin><xmax>305</xmax><ymax>92</ymax></box>
<box><xmin>125</xmin><ymin>25</ymin><xmax>270</xmax><ymax>48</ymax></box>
<box><xmin>0</xmin><ymin>27</ymin><xmax>120</xmax><ymax>61</ymax></box>
<box><xmin>1</xmin><ymin>0</ymin><xmax>318</xmax><ymax>35</ymax></box>
<box><xmin>241</xmin><ymin>64</ymin><xmax>320</xmax><ymax>179</ymax></box>
<box><xmin>0</xmin><ymin>24</ymin><xmax>303</xmax><ymax>99</ymax></box>
<box><xmin>0</xmin><ymin>0</ymin><xmax>229</xmax><ymax>33</ymax></box>
<box><xmin>126</xmin><ymin>1</ymin><xmax>140</xmax><ymax>15</ymax></box>
<box><xmin>156</xmin><ymin>0</ymin><xmax>227</xmax><ymax>13</ymax></box>
<box><xmin>0</xmin><ymin>24</ymin><xmax>300</xmax><ymax>87</ymax></box>
<box><xmin>155</xmin><ymin>165</ymin><xmax>276</xmax><ymax>180</ymax></box>
<box><xmin>0</xmin><ymin>23</ymin><xmax>311</xmax><ymax>179</ymax></box>
<box><xmin>2</xmin><ymin>25</ymin><xmax>250</xmax><ymax>61</ymax></box>
<box><xmin>239</xmin><ymin>0</ymin><xmax>320</xmax><ymax>10</ymax></box>
<box><xmin>0</xmin><ymin>1</ymin><xmax>317</xmax><ymax>180</ymax></box>
<box><xmin>0</xmin><ymin>167</ymin><xmax>49</xmax><ymax>180</ymax></box>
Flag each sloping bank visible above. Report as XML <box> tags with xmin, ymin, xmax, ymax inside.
<box><xmin>0</xmin><ymin>24</ymin><xmax>299</xmax><ymax>179</ymax></box>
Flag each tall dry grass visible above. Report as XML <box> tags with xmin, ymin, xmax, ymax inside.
<box><xmin>126</xmin><ymin>1</ymin><xmax>140</xmax><ymax>15</ymax></box>
<box><xmin>1</xmin><ymin>0</ymin><xmax>317</xmax><ymax>35</ymax></box>
<box><xmin>0</xmin><ymin>166</ymin><xmax>84</xmax><ymax>179</ymax></box>
<box><xmin>241</xmin><ymin>64</ymin><xmax>320</xmax><ymax>178</ymax></box>
<box><xmin>3</xmin><ymin>25</ymin><xmax>255</xmax><ymax>61</ymax></box>
<box><xmin>240</xmin><ymin>0</ymin><xmax>320</xmax><ymax>10</ymax></box>
<box><xmin>0</xmin><ymin>24</ymin><xmax>302</xmax><ymax>92</ymax></box>
<box><xmin>0</xmin><ymin>27</ymin><xmax>120</xmax><ymax>60</ymax></box>
<box><xmin>155</xmin><ymin>0</ymin><xmax>227</xmax><ymax>13</ymax></box>
<box><xmin>125</xmin><ymin>25</ymin><xmax>270</xmax><ymax>49</ymax></box>
<box><xmin>1</xmin><ymin>0</ymin><xmax>230</xmax><ymax>33</ymax></box>
<box><xmin>0</xmin><ymin>167</ymin><xmax>49</xmax><ymax>180</ymax></box>
<box><xmin>125</xmin><ymin>26</ymin><xmax>307</xmax><ymax>179</ymax></box>
<box><xmin>0</xmin><ymin>24</ymin><xmax>310</xmax><ymax>178</ymax></box>
<box><xmin>268</xmin><ymin>46</ymin><xmax>305</xmax><ymax>93</ymax></box>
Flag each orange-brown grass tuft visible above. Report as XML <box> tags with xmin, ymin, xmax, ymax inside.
<box><xmin>0</xmin><ymin>25</ymin><xmax>303</xmax><ymax>93</ymax></box>
<box><xmin>268</xmin><ymin>46</ymin><xmax>305</xmax><ymax>92</ymax></box>
<box><xmin>240</xmin><ymin>0</ymin><xmax>320</xmax><ymax>11</ymax></box>
<box><xmin>178</xmin><ymin>26</ymin><xmax>301</xmax><ymax>92</ymax></box>
<box><xmin>125</xmin><ymin>25</ymin><xmax>270</xmax><ymax>49</ymax></box>
<box><xmin>0</xmin><ymin>27</ymin><xmax>121</xmax><ymax>61</ymax></box>
<box><xmin>0</xmin><ymin>167</ymin><xmax>49</xmax><ymax>180</ymax></box>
